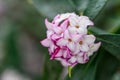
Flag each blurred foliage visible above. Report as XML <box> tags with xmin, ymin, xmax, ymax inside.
<box><xmin>0</xmin><ymin>0</ymin><xmax>120</xmax><ymax>80</ymax></box>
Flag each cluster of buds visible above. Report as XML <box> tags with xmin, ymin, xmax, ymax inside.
<box><xmin>41</xmin><ymin>13</ymin><xmax>101</xmax><ymax>67</ymax></box>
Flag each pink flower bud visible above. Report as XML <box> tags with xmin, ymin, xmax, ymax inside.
<box><xmin>40</xmin><ymin>13</ymin><xmax>101</xmax><ymax>67</ymax></box>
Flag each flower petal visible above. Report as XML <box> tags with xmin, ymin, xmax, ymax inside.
<box><xmin>63</xmin><ymin>50</ymin><xmax>68</xmax><ymax>58</ymax></box>
<box><xmin>47</xmin><ymin>30</ymin><xmax>54</xmax><ymax>39</ymax></box>
<box><xmin>50</xmin><ymin>47</ymin><xmax>60</xmax><ymax>59</ymax></box>
<box><xmin>69</xmin><ymin>16</ymin><xmax>78</xmax><ymax>27</ymax></box>
<box><xmin>77</xmin><ymin>56</ymin><xmax>84</xmax><ymax>63</ymax></box>
<box><xmin>50</xmin><ymin>44</ymin><xmax>55</xmax><ymax>52</ymax></box>
<box><xmin>67</xmin><ymin>42</ymin><xmax>75</xmax><ymax>51</ymax></box>
<box><xmin>68</xmin><ymin>27</ymin><xmax>77</xmax><ymax>34</ymax></box>
<box><xmin>87</xmin><ymin>51</ymin><xmax>93</xmax><ymax>57</ymax></box>
<box><xmin>53</xmin><ymin>25</ymin><xmax>63</xmax><ymax>34</ymax></box>
<box><xmin>64</xmin><ymin>30</ymin><xmax>71</xmax><ymax>39</ymax></box>
<box><xmin>77</xmin><ymin>52</ymin><xmax>88</xmax><ymax>64</ymax></box>
<box><xmin>62</xmin><ymin>47</ymin><xmax>71</xmax><ymax>58</ymax></box>
<box><xmin>55</xmin><ymin>57</ymin><xmax>62</xmax><ymax>61</ymax></box>
<box><xmin>40</xmin><ymin>39</ymin><xmax>51</xmax><ymax>47</ymax></box>
<box><xmin>84</xmin><ymin>35</ymin><xmax>96</xmax><ymax>44</ymax></box>
<box><xmin>45</xmin><ymin>19</ymin><xmax>53</xmax><ymax>30</ymax></box>
<box><xmin>79</xmin><ymin>16</ymin><xmax>94</xmax><ymax>28</ymax></box>
<box><xmin>55</xmin><ymin>49</ymin><xmax>63</xmax><ymax>57</ymax></box>
<box><xmin>80</xmin><ymin>43</ymin><xmax>89</xmax><ymax>52</ymax></box>
<box><xmin>60</xmin><ymin>59</ymin><xmax>71</xmax><ymax>67</ymax></box>
<box><xmin>73</xmin><ymin>44</ymin><xmax>80</xmax><ymax>55</ymax></box>
<box><xmin>72</xmin><ymin>34</ymin><xmax>83</xmax><ymax>42</ymax></box>
<box><xmin>83</xmin><ymin>53</ymin><xmax>89</xmax><ymax>62</ymax></box>
<box><xmin>91</xmin><ymin>42</ymin><xmax>101</xmax><ymax>52</ymax></box>
<box><xmin>57</xmin><ymin>39</ymin><xmax>68</xmax><ymax>46</ymax></box>
<box><xmin>77</xmin><ymin>28</ymin><xmax>87</xmax><ymax>34</ymax></box>
<box><xmin>52</xmin><ymin>14</ymin><xmax>60</xmax><ymax>23</ymax></box>
<box><xmin>60</xmin><ymin>20</ymin><xmax>69</xmax><ymax>30</ymax></box>
<box><xmin>68</xmin><ymin>56</ymin><xmax>77</xmax><ymax>63</ymax></box>
<box><xmin>51</xmin><ymin>34</ymin><xmax>61</xmax><ymax>40</ymax></box>
<box><xmin>55</xmin><ymin>13</ymin><xmax>74</xmax><ymax>24</ymax></box>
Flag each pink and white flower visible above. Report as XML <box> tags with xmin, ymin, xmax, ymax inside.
<box><xmin>68</xmin><ymin>15</ymin><xmax>94</xmax><ymax>34</ymax></box>
<box><xmin>40</xmin><ymin>13</ymin><xmax>101</xmax><ymax>67</ymax></box>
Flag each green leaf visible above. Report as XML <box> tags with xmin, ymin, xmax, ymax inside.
<box><xmin>96</xmin><ymin>34</ymin><xmax>120</xmax><ymax>60</ymax></box>
<box><xmin>71</xmin><ymin>0</ymin><xmax>89</xmax><ymax>13</ymax></box>
<box><xmin>31</xmin><ymin>0</ymin><xmax>75</xmax><ymax>18</ymax></box>
<box><xmin>84</xmin><ymin>0</ymin><xmax>109</xmax><ymax>20</ymax></box>
<box><xmin>89</xmin><ymin>27</ymin><xmax>120</xmax><ymax>60</ymax></box>
<box><xmin>0</xmin><ymin>20</ymin><xmax>15</xmax><ymax>73</ymax></box>
<box><xmin>65</xmin><ymin>63</ymin><xmax>97</xmax><ymax>80</ymax></box>
<box><xmin>110</xmin><ymin>25</ymin><xmax>120</xmax><ymax>34</ymax></box>
<box><xmin>88</xmin><ymin>27</ymin><xmax>108</xmax><ymax>35</ymax></box>
<box><xmin>12</xmin><ymin>1</ymin><xmax>46</xmax><ymax>39</ymax></box>
<box><xmin>42</xmin><ymin>55</ymin><xmax>63</xmax><ymax>80</ymax></box>
<box><xmin>95</xmin><ymin>51</ymin><xmax>119</xmax><ymax>80</ymax></box>
<box><xmin>72</xmin><ymin>0</ymin><xmax>108</xmax><ymax>19</ymax></box>
<box><xmin>3</xmin><ymin>27</ymin><xmax>21</xmax><ymax>69</ymax></box>
<box><xmin>32</xmin><ymin>0</ymin><xmax>109</xmax><ymax>20</ymax></box>
<box><xmin>65</xmin><ymin>52</ymin><xmax>101</xmax><ymax>80</ymax></box>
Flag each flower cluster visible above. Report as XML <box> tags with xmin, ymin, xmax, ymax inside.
<box><xmin>41</xmin><ymin>13</ymin><xmax>101</xmax><ymax>67</ymax></box>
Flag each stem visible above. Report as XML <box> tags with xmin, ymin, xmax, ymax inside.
<box><xmin>27</xmin><ymin>0</ymin><xmax>33</xmax><ymax>4</ymax></box>
<box><xmin>80</xmin><ymin>12</ymin><xmax>83</xmax><ymax>16</ymax></box>
<box><xmin>68</xmin><ymin>66</ymin><xmax>72</xmax><ymax>78</ymax></box>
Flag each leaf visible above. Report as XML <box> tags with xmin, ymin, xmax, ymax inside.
<box><xmin>88</xmin><ymin>27</ymin><xmax>108</xmax><ymax>35</ymax></box>
<box><xmin>71</xmin><ymin>0</ymin><xmax>89</xmax><ymax>13</ymax></box>
<box><xmin>32</xmin><ymin>0</ymin><xmax>109</xmax><ymax>20</ymax></box>
<box><xmin>3</xmin><ymin>27</ymin><xmax>21</xmax><ymax>69</ymax></box>
<box><xmin>0</xmin><ymin>21</ymin><xmax>15</xmax><ymax>73</ymax></box>
<box><xmin>84</xmin><ymin>0</ymin><xmax>109</xmax><ymax>20</ymax></box>
<box><xmin>89</xmin><ymin>27</ymin><xmax>120</xmax><ymax>60</ymax></box>
<box><xmin>65</xmin><ymin>47</ymin><xmax>119</xmax><ymax>80</ymax></box>
<box><xmin>12</xmin><ymin>1</ymin><xmax>46</xmax><ymax>39</ymax></box>
<box><xmin>65</xmin><ymin>52</ymin><xmax>101</xmax><ymax>80</ymax></box>
<box><xmin>72</xmin><ymin>0</ymin><xmax>108</xmax><ymax>19</ymax></box>
<box><xmin>96</xmin><ymin>34</ymin><xmax>120</xmax><ymax>60</ymax></box>
<box><xmin>31</xmin><ymin>0</ymin><xmax>75</xmax><ymax>18</ymax></box>
<box><xmin>65</xmin><ymin>63</ymin><xmax>97</xmax><ymax>80</ymax></box>
<box><xmin>42</xmin><ymin>55</ymin><xmax>63</xmax><ymax>80</ymax></box>
<box><xmin>95</xmin><ymin>51</ymin><xmax>119</xmax><ymax>80</ymax></box>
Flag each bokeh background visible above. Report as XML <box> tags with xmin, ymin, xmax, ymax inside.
<box><xmin>0</xmin><ymin>0</ymin><xmax>120</xmax><ymax>80</ymax></box>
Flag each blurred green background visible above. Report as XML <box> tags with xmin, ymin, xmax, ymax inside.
<box><xmin>0</xmin><ymin>0</ymin><xmax>120</xmax><ymax>80</ymax></box>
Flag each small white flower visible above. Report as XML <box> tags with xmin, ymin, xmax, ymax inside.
<box><xmin>68</xmin><ymin>16</ymin><xmax>94</xmax><ymax>34</ymax></box>
<box><xmin>54</xmin><ymin>13</ymin><xmax>76</xmax><ymax>23</ymax></box>
<box><xmin>57</xmin><ymin>30</ymin><xmax>82</xmax><ymax>52</ymax></box>
<box><xmin>74</xmin><ymin>35</ymin><xmax>95</xmax><ymax>52</ymax></box>
<box><xmin>87</xmin><ymin>42</ymin><xmax>101</xmax><ymax>57</ymax></box>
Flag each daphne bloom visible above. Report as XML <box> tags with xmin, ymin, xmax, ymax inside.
<box><xmin>41</xmin><ymin>13</ymin><xmax>101</xmax><ymax>67</ymax></box>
